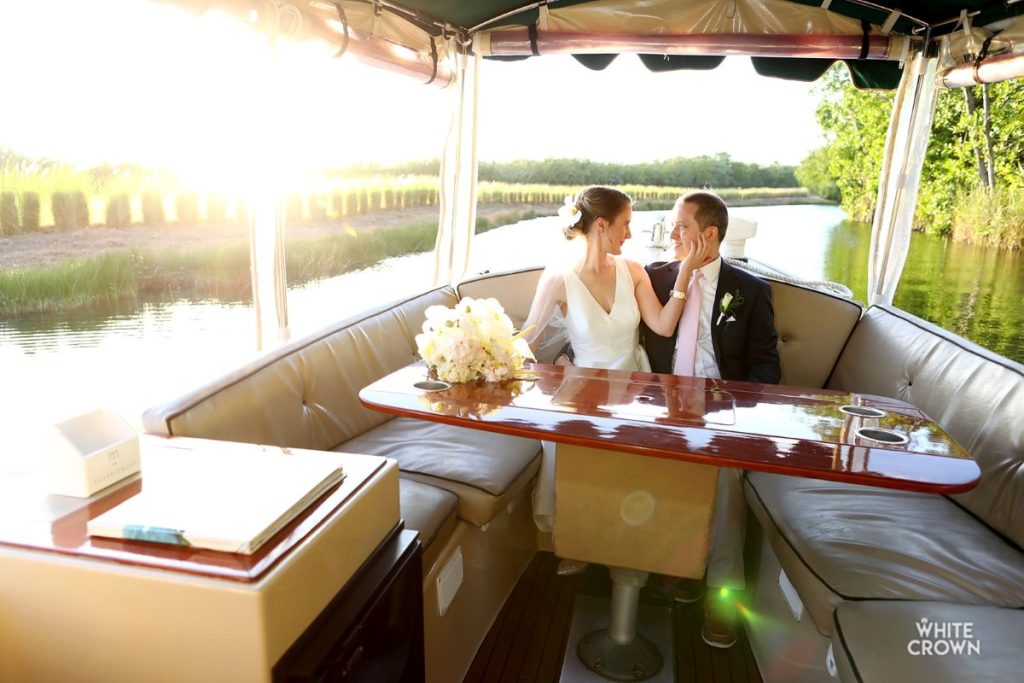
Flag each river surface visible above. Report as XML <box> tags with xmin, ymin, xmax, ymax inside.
<box><xmin>2</xmin><ymin>204</ymin><xmax>1022</xmax><ymax>460</ymax></box>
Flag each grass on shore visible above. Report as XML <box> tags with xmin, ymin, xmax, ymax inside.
<box><xmin>0</xmin><ymin>209</ymin><xmax>539</xmax><ymax>316</ymax></box>
<box><xmin>951</xmin><ymin>187</ymin><xmax>1024</xmax><ymax>250</ymax></box>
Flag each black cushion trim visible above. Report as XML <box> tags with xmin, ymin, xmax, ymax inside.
<box><xmin>832</xmin><ymin>608</ymin><xmax>866</xmax><ymax>683</ymax></box>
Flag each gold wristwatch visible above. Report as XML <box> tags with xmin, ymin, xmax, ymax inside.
<box><xmin>669</xmin><ymin>289</ymin><xmax>687</xmax><ymax>300</ymax></box>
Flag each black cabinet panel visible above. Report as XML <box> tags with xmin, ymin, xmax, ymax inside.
<box><xmin>274</xmin><ymin>527</ymin><xmax>424</xmax><ymax>683</ymax></box>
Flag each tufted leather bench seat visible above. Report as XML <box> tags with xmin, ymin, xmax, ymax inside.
<box><xmin>743</xmin><ymin>305</ymin><xmax>1024</xmax><ymax>678</ymax></box>
<box><xmin>832</xmin><ymin>601</ymin><xmax>1024</xmax><ymax>682</ymax></box>
<box><xmin>142</xmin><ymin>283</ymin><xmax>542</xmax><ymax>575</ymax></box>
<box><xmin>142</xmin><ymin>271</ymin><xmax>554</xmax><ymax>682</ymax></box>
<box><xmin>745</xmin><ymin>473</ymin><xmax>1024</xmax><ymax>636</ymax></box>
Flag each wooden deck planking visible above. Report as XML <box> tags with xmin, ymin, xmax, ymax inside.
<box><xmin>466</xmin><ymin>552</ymin><xmax>762</xmax><ymax>683</ymax></box>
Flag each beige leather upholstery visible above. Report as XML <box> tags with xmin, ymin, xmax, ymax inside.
<box><xmin>828</xmin><ymin>305</ymin><xmax>1024</xmax><ymax>549</ymax></box>
<box><xmin>833</xmin><ymin>601</ymin><xmax>1024</xmax><ymax>683</ymax></box>
<box><xmin>457</xmin><ymin>267</ymin><xmax>541</xmax><ymax>324</ymax></box>
<box><xmin>745</xmin><ymin>472</ymin><xmax>1024</xmax><ymax>635</ymax></box>
<box><xmin>142</xmin><ymin>286</ymin><xmax>473</xmax><ymax>560</ymax></box>
<box><xmin>767</xmin><ymin>279</ymin><xmax>861</xmax><ymax>389</ymax></box>
<box><xmin>746</xmin><ymin>303</ymin><xmax>1024</xmax><ymax>647</ymax></box>
<box><xmin>341</xmin><ymin>418</ymin><xmax>541</xmax><ymax>527</ymax></box>
<box><xmin>143</xmin><ymin>287</ymin><xmax>459</xmax><ymax>450</ymax></box>
<box><xmin>393</xmin><ymin>478</ymin><xmax>458</xmax><ymax>572</ymax></box>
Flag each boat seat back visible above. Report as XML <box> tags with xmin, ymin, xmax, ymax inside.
<box><xmin>828</xmin><ymin>305</ymin><xmax>1024</xmax><ymax>550</ymax></box>
<box><xmin>143</xmin><ymin>286</ymin><xmax>459</xmax><ymax>450</ymax></box>
<box><xmin>766</xmin><ymin>278</ymin><xmax>862</xmax><ymax>389</ymax></box>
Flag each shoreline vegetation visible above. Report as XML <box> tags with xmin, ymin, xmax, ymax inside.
<box><xmin>0</xmin><ymin>190</ymin><xmax>820</xmax><ymax>316</ymax></box>
<box><xmin>798</xmin><ymin>66</ymin><xmax>1024</xmax><ymax>251</ymax></box>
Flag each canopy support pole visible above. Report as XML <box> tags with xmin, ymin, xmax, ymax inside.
<box><xmin>249</xmin><ymin>37</ymin><xmax>291</xmax><ymax>351</ymax></box>
<box><xmin>867</xmin><ymin>45</ymin><xmax>939</xmax><ymax>307</ymax></box>
<box><xmin>433</xmin><ymin>42</ymin><xmax>480</xmax><ymax>286</ymax></box>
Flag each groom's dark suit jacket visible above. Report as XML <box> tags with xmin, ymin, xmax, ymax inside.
<box><xmin>642</xmin><ymin>259</ymin><xmax>781</xmax><ymax>384</ymax></box>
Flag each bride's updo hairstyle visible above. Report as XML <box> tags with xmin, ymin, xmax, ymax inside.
<box><xmin>562</xmin><ymin>186</ymin><xmax>632</xmax><ymax>240</ymax></box>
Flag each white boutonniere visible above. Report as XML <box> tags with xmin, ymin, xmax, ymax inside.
<box><xmin>557</xmin><ymin>195</ymin><xmax>583</xmax><ymax>231</ymax></box>
<box><xmin>716</xmin><ymin>290</ymin><xmax>744</xmax><ymax>326</ymax></box>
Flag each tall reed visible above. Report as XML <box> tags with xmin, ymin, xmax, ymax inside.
<box><xmin>0</xmin><ymin>209</ymin><xmax>541</xmax><ymax>315</ymax></box>
<box><xmin>951</xmin><ymin>187</ymin><xmax>1024</xmax><ymax>250</ymax></box>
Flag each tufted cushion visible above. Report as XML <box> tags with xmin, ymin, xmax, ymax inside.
<box><xmin>143</xmin><ymin>287</ymin><xmax>459</xmax><ymax>450</ymax></box>
<box><xmin>395</xmin><ymin>478</ymin><xmax>458</xmax><ymax>572</ymax></box>
<box><xmin>341</xmin><ymin>417</ymin><xmax>542</xmax><ymax>527</ymax></box>
<box><xmin>833</xmin><ymin>601</ymin><xmax>1024</xmax><ymax>683</ymax></box>
<box><xmin>767</xmin><ymin>279</ymin><xmax>861</xmax><ymax>389</ymax></box>
<box><xmin>828</xmin><ymin>305</ymin><xmax>1024</xmax><ymax>550</ymax></box>
<box><xmin>745</xmin><ymin>472</ymin><xmax>1024</xmax><ymax>636</ymax></box>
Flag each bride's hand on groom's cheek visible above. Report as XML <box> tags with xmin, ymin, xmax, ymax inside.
<box><xmin>681</xmin><ymin>233</ymin><xmax>713</xmax><ymax>268</ymax></box>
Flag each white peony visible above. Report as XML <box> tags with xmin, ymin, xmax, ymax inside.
<box><xmin>415</xmin><ymin>297</ymin><xmax>535</xmax><ymax>384</ymax></box>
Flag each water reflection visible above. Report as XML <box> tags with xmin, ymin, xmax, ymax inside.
<box><xmin>819</xmin><ymin>219</ymin><xmax>1024</xmax><ymax>362</ymax></box>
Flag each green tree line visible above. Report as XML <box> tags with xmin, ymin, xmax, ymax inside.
<box><xmin>328</xmin><ymin>154</ymin><xmax>798</xmax><ymax>188</ymax></box>
<box><xmin>0</xmin><ymin>148</ymin><xmax>801</xmax><ymax>236</ymax></box>
<box><xmin>797</xmin><ymin>65</ymin><xmax>1024</xmax><ymax>249</ymax></box>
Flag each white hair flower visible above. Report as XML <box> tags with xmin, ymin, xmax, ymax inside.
<box><xmin>557</xmin><ymin>195</ymin><xmax>583</xmax><ymax>231</ymax></box>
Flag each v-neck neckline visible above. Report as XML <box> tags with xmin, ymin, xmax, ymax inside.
<box><xmin>572</xmin><ymin>258</ymin><xmax>619</xmax><ymax>316</ymax></box>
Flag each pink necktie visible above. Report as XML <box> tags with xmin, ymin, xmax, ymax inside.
<box><xmin>673</xmin><ymin>270</ymin><xmax>702</xmax><ymax>376</ymax></box>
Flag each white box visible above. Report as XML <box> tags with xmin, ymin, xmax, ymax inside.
<box><xmin>43</xmin><ymin>409</ymin><xmax>141</xmax><ymax>497</ymax></box>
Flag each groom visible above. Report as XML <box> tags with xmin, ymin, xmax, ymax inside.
<box><xmin>642</xmin><ymin>191</ymin><xmax>781</xmax><ymax>648</ymax></box>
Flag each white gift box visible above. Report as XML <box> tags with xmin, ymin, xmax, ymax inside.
<box><xmin>43</xmin><ymin>409</ymin><xmax>141</xmax><ymax>498</ymax></box>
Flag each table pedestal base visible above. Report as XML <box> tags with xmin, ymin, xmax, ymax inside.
<box><xmin>560</xmin><ymin>593</ymin><xmax>674</xmax><ymax>683</ymax></box>
<box><xmin>578</xmin><ymin>567</ymin><xmax>662</xmax><ymax>680</ymax></box>
<box><xmin>578</xmin><ymin>630</ymin><xmax>662</xmax><ymax>681</ymax></box>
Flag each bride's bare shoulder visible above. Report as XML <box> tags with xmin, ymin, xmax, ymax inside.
<box><xmin>623</xmin><ymin>258</ymin><xmax>651</xmax><ymax>284</ymax></box>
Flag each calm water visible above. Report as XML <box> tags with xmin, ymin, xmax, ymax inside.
<box><xmin>3</xmin><ymin>204</ymin><xmax>1022</xmax><ymax>458</ymax></box>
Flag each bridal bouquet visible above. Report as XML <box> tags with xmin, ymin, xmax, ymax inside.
<box><xmin>415</xmin><ymin>297</ymin><xmax>535</xmax><ymax>384</ymax></box>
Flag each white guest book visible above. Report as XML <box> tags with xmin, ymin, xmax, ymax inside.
<box><xmin>87</xmin><ymin>440</ymin><xmax>344</xmax><ymax>554</ymax></box>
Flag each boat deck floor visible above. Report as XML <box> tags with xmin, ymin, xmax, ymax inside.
<box><xmin>465</xmin><ymin>552</ymin><xmax>762</xmax><ymax>683</ymax></box>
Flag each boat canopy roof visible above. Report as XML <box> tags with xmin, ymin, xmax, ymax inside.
<box><xmin>171</xmin><ymin>0</ymin><xmax>1024</xmax><ymax>89</ymax></box>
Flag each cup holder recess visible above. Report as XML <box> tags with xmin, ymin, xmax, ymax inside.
<box><xmin>414</xmin><ymin>380</ymin><xmax>451</xmax><ymax>392</ymax></box>
<box><xmin>840</xmin><ymin>405</ymin><xmax>887</xmax><ymax>418</ymax></box>
<box><xmin>855</xmin><ymin>427</ymin><xmax>908</xmax><ymax>445</ymax></box>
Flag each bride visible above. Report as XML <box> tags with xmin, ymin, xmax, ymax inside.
<box><xmin>522</xmin><ymin>185</ymin><xmax>711</xmax><ymax>371</ymax></box>
<box><xmin>521</xmin><ymin>185</ymin><xmax>711</xmax><ymax>571</ymax></box>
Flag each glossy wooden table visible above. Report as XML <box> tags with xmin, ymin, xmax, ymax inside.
<box><xmin>361</xmin><ymin>362</ymin><xmax>980</xmax><ymax>681</ymax></box>
<box><xmin>0</xmin><ymin>435</ymin><xmax>401</xmax><ymax>682</ymax></box>
<box><xmin>359</xmin><ymin>362</ymin><xmax>980</xmax><ymax>494</ymax></box>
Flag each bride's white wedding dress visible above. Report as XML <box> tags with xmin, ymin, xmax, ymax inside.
<box><xmin>533</xmin><ymin>255</ymin><xmax>651</xmax><ymax>533</ymax></box>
